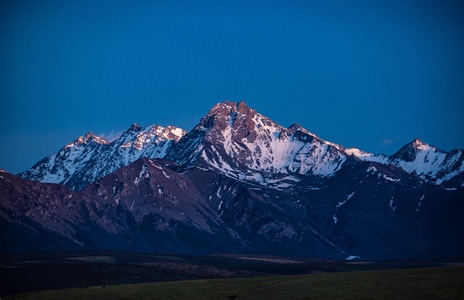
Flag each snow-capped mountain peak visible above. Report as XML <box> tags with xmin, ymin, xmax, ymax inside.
<box><xmin>173</xmin><ymin>101</ymin><xmax>349</xmax><ymax>182</ymax></box>
<box><xmin>388</xmin><ymin>138</ymin><xmax>463</xmax><ymax>184</ymax></box>
<box><xmin>411</xmin><ymin>138</ymin><xmax>434</xmax><ymax>150</ymax></box>
<box><xmin>18</xmin><ymin>123</ymin><xmax>186</xmax><ymax>190</ymax></box>
<box><xmin>6</xmin><ymin>101</ymin><xmax>464</xmax><ymax>260</ymax></box>
<box><xmin>65</xmin><ymin>132</ymin><xmax>109</xmax><ymax>148</ymax></box>
<box><xmin>391</xmin><ymin>138</ymin><xmax>439</xmax><ymax>162</ymax></box>
<box><xmin>18</xmin><ymin>101</ymin><xmax>463</xmax><ymax>190</ymax></box>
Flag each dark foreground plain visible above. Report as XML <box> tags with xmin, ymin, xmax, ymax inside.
<box><xmin>1</xmin><ymin>251</ymin><xmax>463</xmax><ymax>299</ymax></box>
<box><xmin>4</xmin><ymin>267</ymin><xmax>464</xmax><ymax>300</ymax></box>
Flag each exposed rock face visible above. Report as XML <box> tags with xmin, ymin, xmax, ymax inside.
<box><xmin>19</xmin><ymin>124</ymin><xmax>186</xmax><ymax>190</ymax></box>
<box><xmin>20</xmin><ymin>101</ymin><xmax>464</xmax><ymax>189</ymax></box>
<box><xmin>4</xmin><ymin>101</ymin><xmax>463</xmax><ymax>259</ymax></box>
<box><xmin>387</xmin><ymin>139</ymin><xmax>464</xmax><ymax>185</ymax></box>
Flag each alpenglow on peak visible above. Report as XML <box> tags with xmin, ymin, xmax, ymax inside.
<box><xmin>18</xmin><ymin>100</ymin><xmax>464</xmax><ymax>190</ymax></box>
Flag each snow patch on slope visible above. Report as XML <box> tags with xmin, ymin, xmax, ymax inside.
<box><xmin>134</xmin><ymin>164</ymin><xmax>148</xmax><ymax>186</ymax></box>
<box><xmin>19</xmin><ymin>125</ymin><xmax>186</xmax><ymax>190</ymax></box>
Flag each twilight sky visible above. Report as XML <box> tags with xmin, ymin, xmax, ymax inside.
<box><xmin>1</xmin><ymin>0</ymin><xmax>464</xmax><ymax>174</ymax></box>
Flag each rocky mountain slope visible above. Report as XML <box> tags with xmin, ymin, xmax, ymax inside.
<box><xmin>20</xmin><ymin>101</ymin><xmax>464</xmax><ymax>190</ymax></box>
<box><xmin>19</xmin><ymin>124</ymin><xmax>185</xmax><ymax>191</ymax></box>
<box><xmin>2</xmin><ymin>101</ymin><xmax>463</xmax><ymax>259</ymax></box>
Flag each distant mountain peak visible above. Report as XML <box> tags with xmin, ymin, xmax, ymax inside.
<box><xmin>18</xmin><ymin>101</ymin><xmax>463</xmax><ymax>190</ymax></box>
<box><xmin>7</xmin><ymin>101</ymin><xmax>464</xmax><ymax>259</ymax></box>
<box><xmin>66</xmin><ymin>132</ymin><xmax>109</xmax><ymax>148</ymax></box>
<box><xmin>126</xmin><ymin>123</ymin><xmax>143</xmax><ymax>132</ymax></box>
<box><xmin>198</xmin><ymin>101</ymin><xmax>259</xmax><ymax>136</ymax></box>
<box><xmin>391</xmin><ymin>139</ymin><xmax>436</xmax><ymax>162</ymax></box>
<box><xmin>207</xmin><ymin>100</ymin><xmax>253</xmax><ymax>116</ymax></box>
<box><xmin>18</xmin><ymin>122</ymin><xmax>186</xmax><ymax>190</ymax></box>
<box><xmin>236</xmin><ymin>100</ymin><xmax>251</xmax><ymax>113</ymax></box>
<box><xmin>410</xmin><ymin>138</ymin><xmax>435</xmax><ymax>151</ymax></box>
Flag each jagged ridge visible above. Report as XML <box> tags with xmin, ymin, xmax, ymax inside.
<box><xmin>3</xmin><ymin>101</ymin><xmax>464</xmax><ymax>258</ymax></box>
<box><xmin>19</xmin><ymin>101</ymin><xmax>464</xmax><ymax>190</ymax></box>
<box><xmin>19</xmin><ymin>124</ymin><xmax>186</xmax><ymax>190</ymax></box>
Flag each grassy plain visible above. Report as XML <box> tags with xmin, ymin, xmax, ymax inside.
<box><xmin>6</xmin><ymin>265</ymin><xmax>463</xmax><ymax>300</ymax></box>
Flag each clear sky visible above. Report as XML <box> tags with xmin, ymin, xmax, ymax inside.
<box><xmin>1</xmin><ymin>0</ymin><xmax>464</xmax><ymax>174</ymax></box>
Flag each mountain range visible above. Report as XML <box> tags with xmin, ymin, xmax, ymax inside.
<box><xmin>1</xmin><ymin>101</ymin><xmax>463</xmax><ymax>259</ymax></box>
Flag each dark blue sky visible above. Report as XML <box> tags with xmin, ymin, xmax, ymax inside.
<box><xmin>1</xmin><ymin>0</ymin><xmax>464</xmax><ymax>173</ymax></box>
